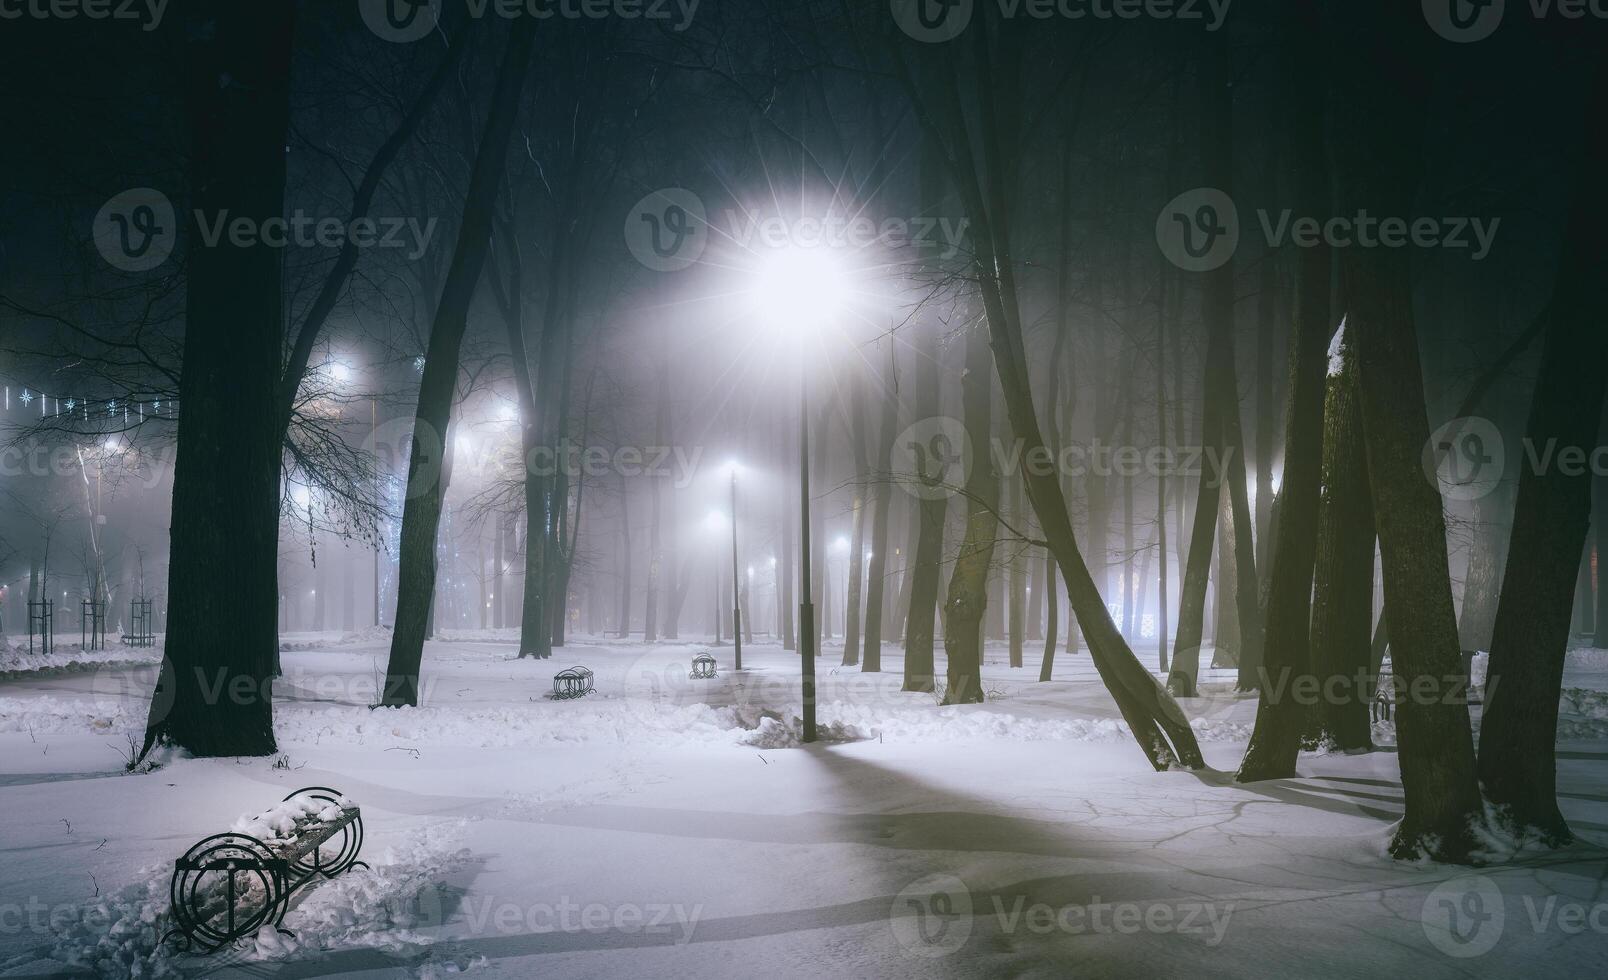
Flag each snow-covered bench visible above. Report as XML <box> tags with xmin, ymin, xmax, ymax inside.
<box><xmin>165</xmin><ymin>786</ymin><xmax>368</xmax><ymax>952</ymax></box>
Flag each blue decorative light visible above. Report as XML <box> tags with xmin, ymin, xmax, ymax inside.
<box><xmin>19</xmin><ymin>389</ymin><xmax>33</xmax><ymax>405</ymax></box>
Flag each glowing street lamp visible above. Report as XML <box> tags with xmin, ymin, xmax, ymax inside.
<box><xmin>750</xmin><ymin>244</ymin><xmax>851</xmax><ymax>744</ymax></box>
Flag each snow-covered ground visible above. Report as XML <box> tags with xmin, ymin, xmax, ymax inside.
<box><xmin>1</xmin><ymin>633</ymin><xmax>1606</xmax><ymax>978</ymax></box>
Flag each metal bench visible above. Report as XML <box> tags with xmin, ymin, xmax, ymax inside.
<box><xmin>551</xmin><ymin>666</ymin><xmax>595</xmax><ymax>700</ymax></box>
<box><xmin>165</xmin><ymin>786</ymin><xmax>368</xmax><ymax>952</ymax></box>
<box><xmin>1370</xmin><ymin>689</ymin><xmax>1392</xmax><ymax>723</ymax></box>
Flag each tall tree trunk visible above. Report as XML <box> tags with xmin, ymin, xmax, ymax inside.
<box><xmin>842</xmin><ymin>373</ymin><xmax>870</xmax><ymax>665</ymax></box>
<box><xmin>1172</xmin><ymin>335</ymin><xmax>1228</xmax><ymax>694</ymax></box>
<box><xmin>1576</xmin><ymin>543</ymin><xmax>1595</xmax><ymax>636</ymax></box>
<box><xmin>1477</xmin><ymin>55</ymin><xmax>1608</xmax><ymax>844</ymax></box>
<box><xmin>1596</xmin><ymin>472</ymin><xmax>1608</xmax><ymax>650</ymax></box>
<box><xmin>1237</xmin><ymin>4</ymin><xmax>1331</xmax><ymax>779</ymax></box>
<box><xmin>617</xmin><ymin>476</ymin><xmax>632</xmax><ymax>638</ymax></box>
<box><xmin>942</xmin><ymin>321</ymin><xmax>998</xmax><ymax>705</ymax></box>
<box><xmin>1330</xmin><ymin>0</ymin><xmax>1484</xmax><ymax>862</ymax></box>
<box><xmin>778</xmin><ymin>406</ymin><xmax>794</xmax><ymax>649</ymax></box>
<box><xmin>644</xmin><ymin>353</ymin><xmax>669</xmax><ymax>643</ymax></box>
<box><xmin>862</xmin><ymin>350</ymin><xmax>899</xmax><ymax>673</ymax></box>
<box><xmin>902</xmin><ymin>321</ymin><xmax>946</xmax><ymax>691</ymax></box>
<box><xmin>1457</xmin><ymin>485</ymin><xmax>1508</xmax><ymax>652</ymax></box>
<box><xmin>1008</xmin><ymin>474</ymin><xmax>1026</xmax><ymax>667</ymax></box>
<box><xmin>380</xmin><ymin>17</ymin><xmax>539</xmax><ymax>706</ymax></box>
<box><xmin>142</xmin><ymin>1</ymin><xmax>295</xmax><ymax>757</ymax></box>
<box><xmin>842</xmin><ymin>492</ymin><xmax>865</xmax><ymax>665</ymax></box>
<box><xmin>1307</xmin><ymin>329</ymin><xmax>1376</xmax><ymax>753</ymax></box>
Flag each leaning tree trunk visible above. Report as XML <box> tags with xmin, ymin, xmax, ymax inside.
<box><xmin>1477</xmin><ymin>55</ymin><xmax>1608</xmax><ymax>845</ymax></box>
<box><xmin>941</xmin><ymin>321</ymin><xmax>998</xmax><ymax>706</ymax></box>
<box><xmin>1331</xmin><ymin>3</ymin><xmax>1484</xmax><ymax>861</ymax></box>
<box><xmin>898</xmin><ymin>12</ymin><xmax>1204</xmax><ymax>768</ymax></box>
<box><xmin>1237</xmin><ymin>5</ymin><xmax>1331</xmax><ymax>780</ymax></box>
<box><xmin>1307</xmin><ymin>329</ymin><xmax>1376</xmax><ymax>753</ymax></box>
<box><xmin>381</xmin><ymin>17</ymin><xmax>539</xmax><ymax>707</ymax></box>
<box><xmin>142</xmin><ymin>1</ymin><xmax>295</xmax><ymax>758</ymax></box>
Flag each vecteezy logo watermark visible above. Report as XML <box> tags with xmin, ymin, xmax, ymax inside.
<box><xmin>890</xmin><ymin>0</ymin><xmax>974</xmax><ymax>42</ymax></box>
<box><xmin>0</xmin><ymin>0</ymin><xmax>168</xmax><ymax>30</ymax></box>
<box><xmin>1423</xmin><ymin>415</ymin><xmax>1608</xmax><ymax>501</ymax></box>
<box><xmin>1158</xmin><ymin>188</ymin><xmax>1501</xmax><ymax>271</ymax></box>
<box><xmin>891</xmin><ymin>418</ymin><xmax>973</xmax><ymax>500</ymax></box>
<box><xmin>892</xmin><ymin>0</ymin><xmax>1230</xmax><ymax>42</ymax></box>
<box><xmin>625</xmin><ymin>188</ymin><xmax>708</xmax><ymax>272</ymax></box>
<box><xmin>93</xmin><ymin>188</ymin><xmax>177</xmax><ymax>272</ymax></box>
<box><xmin>1156</xmin><ymin>188</ymin><xmax>1239</xmax><ymax>273</ymax></box>
<box><xmin>362</xmin><ymin>0</ymin><xmax>701</xmax><ymax>42</ymax></box>
<box><xmin>1422</xmin><ymin>876</ymin><xmax>1608</xmax><ymax>958</ymax></box>
<box><xmin>1423</xmin><ymin>876</ymin><xmax>1505</xmax><ymax>957</ymax></box>
<box><xmin>891</xmin><ymin>874</ymin><xmax>973</xmax><ymax>957</ymax></box>
<box><xmin>1423</xmin><ymin>416</ymin><xmax>1505</xmax><ymax>502</ymax></box>
<box><xmin>1423</xmin><ymin>0</ymin><xmax>1506</xmax><ymax>41</ymax></box>
<box><xmin>1425</xmin><ymin>0</ymin><xmax>1608</xmax><ymax>43</ymax></box>
<box><xmin>364</xmin><ymin>417</ymin><xmax>445</xmax><ymax>501</ymax></box>
<box><xmin>360</xmin><ymin>0</ymin><xmax>441</xmax><ymax>42</ymax></box>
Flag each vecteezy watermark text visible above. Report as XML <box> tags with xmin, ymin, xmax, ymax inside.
<box><xmin>1157</xmin><ymin>188</ymin><xmax>1500</xmax><ymax>272</ymax></box>
<box><xmin>360</xmin><ymin>0</ymin><xmax>701</xmax><ymax>43</ymax></box>
<box><xmin>0</xmin><ymin>0</ymin><xmax>167</xmax><ymax>30</ymax></box>
<box><xmin>890</xmin><ymin>874</ymin><xmax>1234</xmax><ymax>958</ymax></box>
<box><xmin>890</xmin><ymin>0</ymin><xmax>1232</xmax><ymax>43</ymax></box>
<box><xmin>890</xmin><ymin>415</ymin><xmax>1237</xmax><ymax>501</ymax></box>
<box><xmin>93</xmin><ymin>189</ymin><xmax>437</xmax><ymax>272</ymax></box>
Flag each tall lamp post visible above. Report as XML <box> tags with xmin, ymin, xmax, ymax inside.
<box><xmin>797</xmin><ymin>369</ymin><xmax>817</xmax><ymax>742</ymax></box>
<box><xmin>728</xmin><ymin>463</ymin><xmax>743</xmax><ymax>670</ymax></box>
<box><xmin>750</xmin><ymin>245</ymin><xmax>850</xmax><ymax>744</ymax></box>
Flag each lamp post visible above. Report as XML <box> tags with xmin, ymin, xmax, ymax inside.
<box><xmin>372</xmin><ymin>393</ymin><xmax>381</xmax><ymax>628</ymax></box>
<box><xmin>750</xmin><ymin>245</ymin><xmax>850</xmax><ymax>744</ymax></box>
<box><xmin>797</xmin><ymin>366</ymin><xmax>817</xmax><ymax>742</ymax></box>
<box><xmin>729</xmin><ymin>464</ymin><xmax>743</xmax><ymax>670</ymax></box>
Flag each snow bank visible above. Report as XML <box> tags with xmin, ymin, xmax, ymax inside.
<box><xmin>0</xmin><ymin>644</ymin><xmax>160</xmax><ymax>681</ymax></box>
<box><xmin>279</xmin><ymin>625</ymin><xmax>393</xmax><ymax>652</ymax></box>
<box><xmin>1467</xmin><ymin>647</ymin><xmax>1608</xmax><ymax>686</ymax></box>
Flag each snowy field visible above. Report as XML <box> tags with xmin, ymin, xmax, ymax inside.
<box><xmin>1</xmin><ymin>632</ymin><xmax>1606</xmax><ymax>978</ymax></box>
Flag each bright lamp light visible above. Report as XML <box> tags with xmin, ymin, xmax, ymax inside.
<box><xmin>750</xmin><ymin>245</ymin><xmax>849</xmax><ymax>334</ymax></box>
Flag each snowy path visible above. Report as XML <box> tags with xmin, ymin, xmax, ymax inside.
<box><xmin>2</xmin><ymin>635</ymin><xmax>1606</xmax><ymax>977</ymax></box>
